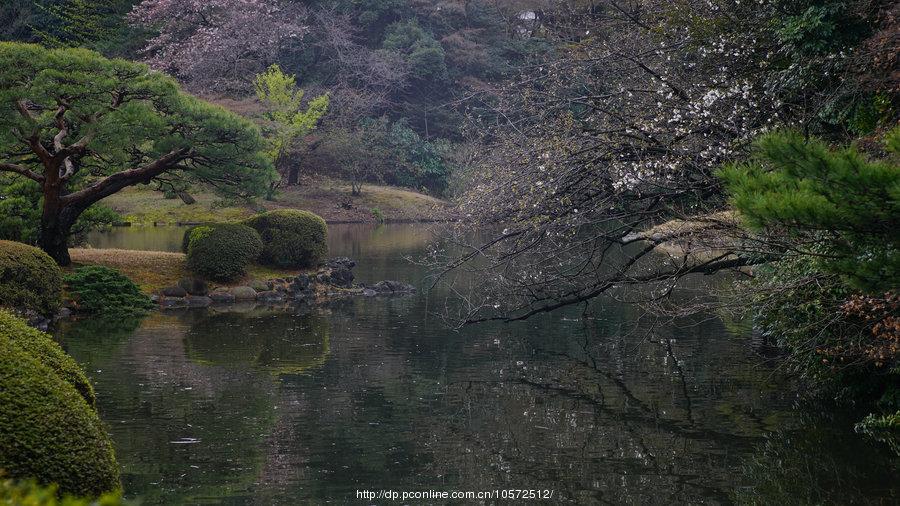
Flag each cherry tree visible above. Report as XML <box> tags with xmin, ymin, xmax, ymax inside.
<box><xmin>129</xmin><ymin>0</ymin><xmax>308</xmax><ymax>93</ymax></box>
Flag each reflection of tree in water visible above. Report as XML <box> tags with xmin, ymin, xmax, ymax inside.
<box><xmin>375</xmin><ymin>305</ymin><xmax>822</xmax><ymax>504</ymax></box>
<box><xmin>183</xmin><ymin>307</ymin><xmax>331</xmax><ymax>376</ymax></box>
<box><xmin>734</xmin><ymin>413</ymin><xmax>898</xmax><ymax>505</ymax></box>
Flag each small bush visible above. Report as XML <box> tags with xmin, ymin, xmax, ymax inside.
<box><xmin>64</xmin><ymin>266</ymin><xmax>153</xmax><ymax>315</ymax></box>
<box><xmin>185</xmin><ymin>224</ymin><xmax>263</xmax><ymax>281</ymax></box>
<box><xmin>0</xmin><ymin>310</ymin><xmax>95</xmax><ymax>407</ymax></box>
<box><xmin>0</xmin><ymin>240</ymin><xmax>62</xmax><ymax>316</ymax></box>
<box><xmin>242</xmin><ymin>210</ymin><xmax>327</xmax><ymax>268</ymax></box>
<box><xmin>0</xmin><ymin>479</ymin><xmax>124</xmax><ymax>506</ymax></box>
<box><xmin>0</xmin><ymin>317</ymin><xmax>120</xmax><ymax>498</ymax></box>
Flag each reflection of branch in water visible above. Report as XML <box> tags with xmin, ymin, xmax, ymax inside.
<box><xmin>662</xmin><ymin>337</ymin><xmax>695</xmax><ymax>425</ymax></box>
<box><xmin>512</xmin><ymin>377</ymin><xmax>756</xmax><ymax>446</ymax></box>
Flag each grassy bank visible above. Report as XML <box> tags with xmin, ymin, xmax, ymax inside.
<box><xmin>69</xmin><ymin>249</ymin><xmax>303</xmax><ymax>293</ymax></box>
<box><xmin>104</xmin><ymin>176</ymin><xmax>455</xmax><ymax>226</ymax></box>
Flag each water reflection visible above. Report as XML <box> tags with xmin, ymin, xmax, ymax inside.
<box><xmin>58</xmin><ymin>225</ymin><xmax>898</xmax><ymax>505</ymax></box>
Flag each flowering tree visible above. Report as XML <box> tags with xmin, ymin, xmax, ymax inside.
<box><xmin>128</xmin><ymin>0</ymin><xmax>308</xmax><ymax>93</ymax></box>
<box><xmin>432</xmin><ymin>0</ymin><xmax>896</xmax><ymax>323</ymax></box>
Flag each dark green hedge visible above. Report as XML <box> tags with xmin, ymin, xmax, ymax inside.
<box><xmin>0</xmin><ymin>315</ymin><xmax>120</xmax><ymax>498</ymax></box>
<box><xmin>0</xmin><ymin>310</ymin><xmax>95</xmax><ymax>408</ymax></box>
<box><xmin>185</xmin><ymin>224</ymin><xmax>263</xmax><ymax>281</ymax></box>
<box><xmin>242</xmin><ymin>210</ymin><xmax>327</xmax><ymax>268</ymax></box>
<box><xmin>64</xmin><ymin>266</ymin><xmax>153</xmax><ymax>315</ymax></box>
<box><xmin>0</xmin><ymin>240</ymin><xmax>61</xmax><ymax>316</ymax></box>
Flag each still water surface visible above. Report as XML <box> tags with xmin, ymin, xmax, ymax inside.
<box><xmin>59</xmin><ymin>225</ymin><xmax>898</xmax><ymax>504</ymax></box>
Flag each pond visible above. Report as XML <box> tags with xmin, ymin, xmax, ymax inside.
<box><xmin>61</xmin><ymin>225</ymin><xmax>898</xmax><ymax>504</ymax></box>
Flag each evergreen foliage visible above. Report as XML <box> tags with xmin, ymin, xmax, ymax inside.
<box><xmin>242</xmin><ymin>210</ymin><xmax>327</xmax><ymax>268</ymax></box>
<box><xmin>185</xmin><ymin>224</ymin><xmax>263</xmax><ymax>281</ymax></box>
<box><xmin>0</xmin><ymin>42</ymin><xmax>275</xmax><ymax>264</ymax></box>
<box><xmin>0</xmin><ymin>315</ymin><xmax>120</xmax><ymax>498</ymax></box>
<box><xmin>0</xmin><ymin>240</ymin><xmax>62</xmax><ymax>316</ymax></box>
<box><xmin>64</xmin><ymin>266</ymin><xmax>153</xmax><ymax>315</ymax></box>
<box><xmin>719</xmin><ymin>129</ymin><xmax>900</xmax><ymax>292</ymax></box>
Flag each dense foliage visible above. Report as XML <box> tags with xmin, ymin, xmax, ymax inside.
<box><xmin>64</xmin><ymin>266</ymin><xmax>154</xmax><ymax>315</ymax></box>
<box><xmin>242</xmin><ymin>209</ymin><xmax>327</xmax><ymax>268</ymax></box>
<box><xmin>720</xmin><ymin>129</ymin><xmax>900</xmax><ymax>292</ymax></box>
<box><xmin>314</xmin><ymin>117</ymin><xmax>454</xmax><ymax>195</ymax></box>
<box><xmin>0</xmin><ymin>42</ymin><xmax>274</xmax><ymax>264</ymax></box>
<box><xmin>185</xmin><ymin>224</ymin><xmax>264</xmax><ymax>281</ymax></box>
<box><xmin>0</xmin><ymin>314</ymin><xmax>120</xmax><ymax>498</ymax></box>
<box><xmin>0</xmin><ymin>309</ymin><xmax>95</xmax><ymax>407</ymax></box>
<box><xmin>0</xmin><ymin>240</ymin><xmax>61</xmax><ymax>317</ymax></box>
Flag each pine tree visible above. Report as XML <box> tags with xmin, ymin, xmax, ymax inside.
<box><xmin>718</xmin><ymin>129</ymin><xmax>900</xmax><ymax>292</ymax></box>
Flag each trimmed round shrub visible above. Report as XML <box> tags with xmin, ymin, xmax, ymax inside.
<box><xmin>0</xmin><ymin>310</ymin><xmax>95</xmax><ymax>408</ymax></box>
<box><xmin>0</xmin><ymin>240</ymin><xmax>62</xmax><ymax>317</ymax></box>
<box><xmin>242</xmin><ymin>210</ymin><xmax>327</xmax><ymax>268</ymax></box>
<box><xmin>0</xmin><ymin>320</ymin><xmax>120</xmax><ymax>498</ymax></box>
<box><xmin>64</xmin><ymin>266</ymin><xmax>154</xmax><ymax>315</ymax></box>
<box><xmin>186</xmin><ymin>224</ymin><xmax>263</xmax><ymax>281</ymax></box>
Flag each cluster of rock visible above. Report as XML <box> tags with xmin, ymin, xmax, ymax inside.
<box><xmin>154</xmin><ymin>257</ymin><xmax>415</xmax><ymax>309</ymax></box>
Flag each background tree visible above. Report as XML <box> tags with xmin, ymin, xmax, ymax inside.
<box><xmin>0</xmin><ymin>43</ymin><xmax>274</xmax><ymax>265</ymax></box>
<box><xmin>128</xmin><ymin>0</ymin><xmax>308</xmax><ymax>93</ymax></box>
<box><xmin>254</xmin><ymin>64</ymin><xmax>329</xmax><ymax>189</ymax></box>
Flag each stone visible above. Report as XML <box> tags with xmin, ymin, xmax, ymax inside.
<box><xmin>257</xmin><ymin>291</ymin><xmax>284</xmax><ymax>303</ymax></box>
<box><xmin>248</xmin><ymin>279</ymin><xmax>272</xmax><ymax>292</ymax></box>
<box><xmin>326</xmin><ymin>257</ymin><xmax>356</xmax><ymax>269</ymax></box>
<box><xmin>293</xmin><ymin>274</ymin><xmax>311</xmax><ymax>291</ymax></box>
<box><xmin>328</xmin><ymin>266</ymin><xmax>354</xmax><ymax>288</ymax></box>
<box><xmin>209</xmin><ymin>290</ymin><xmax>236</xmax><ymax>303</ymax></box>
<box><xmin>362</xmin><ymin>289</ymin><xmax>377</xmax><ymax>297</ymax></box>
<box><xmin>371</xmin><ymin>280</ymin><xmax>416</xmax><ymax>294</ymax></box>
<box><xmin>178</xmin><ymin>277</ymin><xmax>209</xmax><ymax>296</ymax></box>
<box><xmin>231</xmin><ymin>286</ymin><xmax>258</xmax><ymax>301</ymax></box>
<box><xmin>55</xmin><ymin>307</ymin><xmax>73</xmax><ymax>319</ymax></box>
<box><xmin>316</xmin><ymin>273</ymin><xmax>329</xmax><ymax>284</ymax></box>
<box><xmin>161</xmin><ymin>297</ymin><xmax>187</xmax><ymax>308</ymax></box>
<box><xmin>161</xmin><ymin>285</ymin><xmax>188</xmax><ymax>298</ymax></box>
<box><xmin>186</xmin><ymin>296</ymin><xmax>213</xmax><ymax>308</ymax></box>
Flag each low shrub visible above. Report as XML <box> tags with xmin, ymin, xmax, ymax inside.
<box><xmin>242</xmin><ymin>210</ymin><xmax>327</xmax><ymax>268</ymax></box>
<box><xmin>185</xmin><ymin>224</ymin><xmax>263</xmax><ymax>281</ymax></box>
<box><xmin>0</xmin><ymin>310</ymin><xmax>95</xmax><ymax>407</ymax></box>
<box><xmin>0</xmin><ymin>240</ymin><xmax>62</xmax><ymax>316</ymax></box>
<box><xmin>0</xmin><ymin>318</ymin><xmax>120</xmax><ymax>498</ymax></box>
<box><xmin>64</xmin><ymin>266</ymin><xmax>154</xmax><ymax>315</ymax></box>
<box><xmin>0</xmin><ymin>478</ymin><xmax>124</xmax><ymax>505</ymax></box>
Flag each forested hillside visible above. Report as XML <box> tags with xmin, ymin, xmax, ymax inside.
<box><xmin>1</xmin><ymin>0</ymin><xmax>552</xmax><ymax>195</ymax></box>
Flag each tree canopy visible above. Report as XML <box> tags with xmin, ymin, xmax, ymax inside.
<box><xmin>0</xmin><ymin>42</ymin><xmax>274</xmax><ymax>264</ymax></box>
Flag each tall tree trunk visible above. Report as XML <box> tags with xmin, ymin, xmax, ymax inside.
<box><xmin>38</xmin><ymin>211</ymin><xmax>76</xmax><ymax>266</ymax></box>
<box><xmin>39</xmin><ymin>189</ymin><xmax>84</xmax><ymax>266</ymax></box>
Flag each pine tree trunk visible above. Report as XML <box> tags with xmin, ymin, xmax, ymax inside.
<box><xmin>38</xmin><ymin>213</ymin><xmax>74</xmax><ymax>266</ymax></box>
